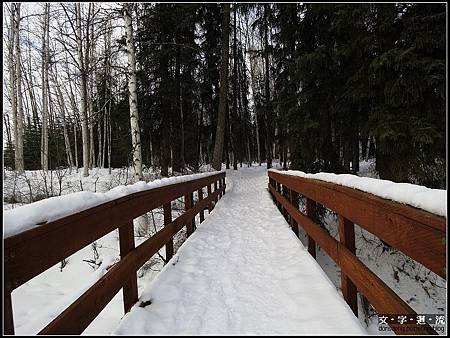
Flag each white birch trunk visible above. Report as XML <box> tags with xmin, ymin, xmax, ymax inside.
<box><xmin>123</xmin><ymin>4</ymin><xmax>143</xmax><ymax>180</ymax></box>
<box><xmin>76</xmin><ymin>3</ymin><xmax>90</xmax><ymax>177</ymax></box>
<box><xmin>86</xmin><ymin>4</ymin><xmax>95</xmax><ymax>170</ymax></box>
<box><xmin>41</xmin><ymin>3</ymin><xmax>49</xmax><ymax>172</ymax></box>
<box><xmin>102</xmin><ymin>19</ymin><xmax>113</xmax><ymax>169</ymax></box>
<box><xmin>51</xmin><ymin>66</ymin><xmax>74</xmax><ymax>171</ymax></box>
<box><xmin>14</xmin><ymin>3</ymin><xmax>24</xmax><ymax>172</ymax></box>
<box><xmin>9</xmin><ymin>5</ymin><xmax>18</xmax><ymax>170</ymax></box>
<box><xmin>74</xmin><ymin>123</ymin><xmax>79</xmax><ymax>171</ymax></box>
<box><xmin>26</xmin><ymin>16</ymin><xmax>39</xmax><ymax>127</ymax></box>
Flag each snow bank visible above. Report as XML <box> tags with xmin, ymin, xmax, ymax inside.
<box><xmin>3</xmin><ymin>171</ymin><xmax>223</xmax><ymax>239</ymax></box>
<box><xmin>269</xmin><ymin>169</ymin><xmax>446</xmax><ymax>217</ymax></box>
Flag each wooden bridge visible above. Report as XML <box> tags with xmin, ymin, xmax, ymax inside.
<box><xmin>4</xmin><ymin>168</ymin><xmax>446</xmax><ymax>335</ymax></box>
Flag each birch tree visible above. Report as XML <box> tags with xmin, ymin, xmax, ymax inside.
<box><xmin>51</xmin><ymin>65</ymin><xmax>74</xmax><ymax>171</ymax></box>
<box><xmin>75</xmin><ymin>3</ymin><xmax>90</xmax><ymax>177</ymax></box>
<box><xmin>86</xmin><ymin>3</ymin><xmax>95</xmax><ymax>170</ymax></box>
<box><xmin>122</xmin><ymin>3</ymin><xmax>143</xmax><ymax>180</ymax></box>
<box><xmin>8</xmin><ymin>5</ymin><xmax>18</xmax><ymax>170</ymax></box>
<box><xmin>41</xmin><ymin>3</ymin><xmax>50</xmax><ymax>172</ymax></box>
<box><xmin>13</xmin><ymin>3</ymin><xmax>25</xmax><ymax>172</ymax></box>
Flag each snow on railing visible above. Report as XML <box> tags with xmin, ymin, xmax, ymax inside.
<box><xmin>3</xmin><ymin>171</ymin><xmax>224</xmax><ymax>239</ymax></box>
<box><xmin>268</xmin><ymin>169</ymin><xmax>446</xmax><ymax>217</ymax></box>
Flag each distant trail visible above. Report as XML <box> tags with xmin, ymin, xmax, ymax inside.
<box><xmin>115</xmin><ymin>166</ymin><xmax>366</xmax><ymax>335</ymax></box>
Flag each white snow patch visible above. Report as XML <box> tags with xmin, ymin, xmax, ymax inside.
<box><xmin>3</xmin><ymin>171</ymin><xmax>223</xmax><ymax>239</ymax></box>
<box><xmin>269</xmin><ymin>169</ymin><xmax>447</xmax><ymax>217</ymax></box>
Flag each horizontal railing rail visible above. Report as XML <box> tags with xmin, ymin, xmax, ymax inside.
<box><xmin>4</xmin><ymin>172</ymin><xmax>226</xmax><ymax>335</ymax></box>
<box><xmin>268</xmin><ymin>170</ymin><xmax>446</xmax><ymax>335</ymax></box>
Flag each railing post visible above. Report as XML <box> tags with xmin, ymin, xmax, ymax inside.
<box><xmin>197</xmin><ymin>188</ymin><xmax>205</xmax><ymax>223</ymax></box>
<box><xmin>282</xmin><ymin>185</ymin><xmax>289</xmax><ymax>221</ymax></box>
<box><xmin>306</xmin><ymin>198</ymin><xmax>317</xmax><ymax>259</ymax></box>
<box><xmin>339</xmin><ymin>215</ymin><xmax>358</xmax><ymax>316</ymax></box>
<box><xmin>269</xmin><ymin>177</ymin><xmax>276</xmax><ymax>202</ymax></box>
<box><xmin>276</xmin><ymin>182</ymin><xmax>281</xmax><ymax>210</ymax></box>
<box><xmin>290</xmin><ymin>190</ymin><xmax>299</xmax><ymax>237</ymax></box>
<box><xmin>4</xmin><ymin>288</ymin><xmax>14</xmax><ymax>335</ymax></box>
<box><xmin>163</xmin><ymin>202</ymin><xmax>173</xmax><ymax>262</ymax></box>
<box><xmin>222</xmin><ymin>177</ymin><xmax>226</xmax><ymax>195</ymax></box>
<box><xmin>119</xmin><ymin>221</ymin><xmax>138</xmax><ymax>313</ymax></box>
<box><xmin>4</xmin><ymin>251</ymin><xmax>15</xmax><ymax>335</ymax></box>
<box><xmin>218</xmin><ymin>178</ymin><xmax>223</xmax><ymax>198</ymax></box>
<box><xmin>185</xmin><ymin>192</ymin><xmax>195</xmax><ymax>236</ymax></box>
<box><xmin>207</xmin><ymin>184</ymin><xmax>212</xmax><ymax>212</ymax></box>
<box><xmin>214</xmin><ymin>181</ymin><xmax>218</xmax><ymax>205</ymax></box>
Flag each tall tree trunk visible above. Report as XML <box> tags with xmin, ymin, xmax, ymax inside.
<box><xmin>251</xmin><ymin>81</ymin><xmax>261</xmax><ymax>167</ymax></box>
<box><xmin>74</xmin><ymin>123</ymin><xmax>79</xmax><ymax>171</ymax></box>
<box><xmin>263</xmin><ymin>4</ymin><xmax>272</xmax><ymax>169</ymax></box>
<box><xmin>197</xmin><ymin>100</ymin><xmax>203</xmax><ymax>166</ymax></box>
<box><xmin>159</xmin><ymin>41</ymin><xmax>170</xmax><ymax>177</ymax></box>
<box><xmin>9</xmin><ymin>4</ymin><xmax>18</xmax><ymax>170</ymax></box>
<box><xmin>22</xmin><ymin>60</ymin><xmax>38</xmax><ymax>130</ymax></box>
<box><xmin>247</xmin><ymin>25</ymin><xmax>261</xmax><ymax>166</ymax></box>
<box><xmin>25</xmin><ymin>18</ymin><xmax>39</xmax><ymax>129</ymax></box>
<box><xmin>231</xmin><ymin>6</ymin><xmax>238</xmax><ymax>170</ymax></box>
<box><xmin>87</xmin><ymin>3</ymin><xmax>95</xmax><ymax>169</ymax></box>
<box><xmin>211</xmin><ymin>3</ymin><xmax>231</xmax><ymax>171</ymax></box>
<box><xmin>41</xmin><ymin>3</ymin><xmax>50</xmax><ymax>172</ymax></box>
<box><xmin>360</xmin><ymin>129</ymin><xmax>369</xmax><ymax>161</ymax></box>
<box><xmin>4</xmin><ymin>114</ymin><xmax>12</xmax><ymax>146</ymax></box>
<box><xmin>75</xmin><ymin>3</ymin><xmax>90</xmax><ymax>177</ymax></box>
<box><xmin>352</xmin><ymin>125</ymin><xmax>360</xmax><ymax>174</ymax></box>
<box><xmin>123</xmin><ymin>3</ymin><xmax>143</xmax><ymax>180</ymax></box>
<box><xmin>97</xmin><ymin>110</ymin><xmax>102</xmax><ymax>167</ymax></box>
<box><xmin>343</xmin><ymin>141</ymin><xmax>351</xmax><ymax>171</ymax></box>
<box><xmin>172</xmin><ymin>44</ymin><xmax>184</xmax><ymax>173</ymax></box>
<box><xmin>108</xmin><ymin>100</ymin><xmax>112</xmax><ymax>175</ymax></box>
<box><xmin>51</xmin><ymin>66</ymin><xmax>74</xmax><ymax>171</ymax></box>
<box><xmin>88</xmin><ymin>93</ymin><xmax>95</xmax><ymax>169</ymax></box>
<box><xmin>225</xmin><ymin>97</ymin><xmax>231</xmax><ymax>169</ymax></box>
<box><xmin>102</xmin><ymin>19</ymin><xmax>113</xmax><ymax>169</ymax></box>
<box><xmin>14</xmin><ymin>3</ymin><xmax>24</xmax><ymax>173</ymax></box>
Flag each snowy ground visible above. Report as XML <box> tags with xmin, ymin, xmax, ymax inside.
<box><xmin>115</xmin><ymin>165</ymin><xmax>366</xmax><ymax>335</ymax></box>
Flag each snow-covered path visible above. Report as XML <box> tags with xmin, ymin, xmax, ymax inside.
<box><xmin>115</xmin><ymin>166</ymin><xmax>366</xmax><ymax>335</ymax></box>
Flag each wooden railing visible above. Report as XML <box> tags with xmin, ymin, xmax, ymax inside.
<box><xmin>4</xmin><ymin>172</ymin><xmax>226</xmax><ymax>335</ymax></box>
<box><xmin>268</xmin><ymin>170</ymin><xmax>446</xmax><ymax>335</ymax></box>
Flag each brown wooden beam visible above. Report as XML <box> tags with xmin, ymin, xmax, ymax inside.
<box><xmin>338</xmin><ymin>215</ymin><xmax>358</xmax><ymax>316</ymax></box>
<box><xmin>306</xmin><ymin>198</ymin><xmax>317</xmax><ymax>259</ymax></box>
<box><xmin>290</xmin><ymin>190</ymin><xmax>299</xmax><ymax>237</ymax></box>
<box><xmin>197</xmin><ymin>188</ymin><xmax>205</xmax><ymax>223</ymax></box>
<box><xmin>269</xmin><ymin>171</ymin><xmax>446</xmax><ymax>278</ymax></box>
<box><xmin>163</xmin><ymin>202</ymin><xmax>173</xmax><ymax>262</ymax></box>
<box><xmin>119</xmin><ymin>221</ymin><xmax>138</xmax><ymax>314</ymax></box>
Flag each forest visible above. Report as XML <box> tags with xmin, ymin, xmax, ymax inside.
<box><xmin>3</xmin><ymin>3</ymin><xmax>446</xmax><ymax>188</ymax></box>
